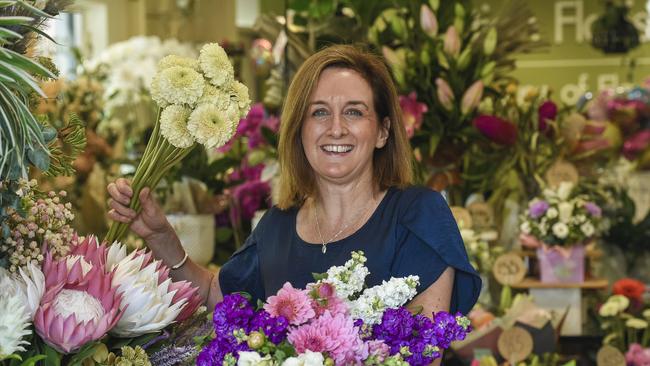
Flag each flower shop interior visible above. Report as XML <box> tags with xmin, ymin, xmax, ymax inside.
<box><xmin>1</xmin><ymin>0</ymin><xmax>650</xmax><ymax>365</ymax></box>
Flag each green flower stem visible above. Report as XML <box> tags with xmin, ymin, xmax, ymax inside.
<box><xmin>642</xmin><ymin>327</ymin><xmax>649</xmax><ymax>347</ymax></box>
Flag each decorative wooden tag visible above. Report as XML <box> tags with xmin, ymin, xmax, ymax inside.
<box><xmin>596</xmin><ymin>345</ymin><xmax>626</xmax><ymax>366</ymax></box>
<box><xmin>545</xmin><ymin>160</ymin><xmax>579</xmax><ymax>188</ymax></box>
<box><xmin>450</xmin><ymin>206</ymin><xmax>473</xmax><ymax>228</ymax></box>
<box><xmin>497</xmin><ymin>326</ymin><xmax>533</xmax><ymax>363</ymax></box>
<box><xmin>492</xmin><ymin>253</ymin><xmax>526</xmax><ymax>286</ymax></box>
<box><xmin>467</xmin><ymin>202</ymin><xmax>494</xmax><ymax>229</ymax></box>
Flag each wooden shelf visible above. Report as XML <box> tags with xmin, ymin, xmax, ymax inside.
<box><xmin>511</xmin><ymin>277</ymin><xmax>608</xmax><ymax>290</ymax></box>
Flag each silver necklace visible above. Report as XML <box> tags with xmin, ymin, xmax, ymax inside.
<box><xmin>313</xmin><ymin>198</ymin><xmax>375</xmax><ymax>254</ymax></box>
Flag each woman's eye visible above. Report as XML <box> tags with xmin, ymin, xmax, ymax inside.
<box><xmin>345</xmin><ymin>109</ymin><xmax>363</xmax><ymax>117</ymax></box>
<box><xmin>312</xmin><ymin>109</ymin><xmax>328</xmax><ymax>117</ymax></box>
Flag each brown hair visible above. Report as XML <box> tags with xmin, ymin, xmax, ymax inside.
<box><xmin>276</xmin><ymin>44</ymin><xmax>412</xmax><ymax>209</ymax></box>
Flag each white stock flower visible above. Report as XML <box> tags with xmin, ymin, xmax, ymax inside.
<box><xmin>557</xmin><ymin>182</ymin><xmax>574</xmax><ymax>201</ymax></box>
<box><xmin>546</xmin><ymin>207</ymin><xmax>558</xmax><ymax>219</ymax></box>
<box><xmin>558</xmin><ymin>202</ymin><xmax>574</xmax><ymax>223</ymax></box>
<box><xmin>158</xmin><ymin>55</ymin><xmax>199</xmax><ymax>71</ymax></box>
<box><xmin>580</xmin><ymin>222</ymin><xmax>595</xmax><ymax>237</ymax></box>
<box><xmin>151</xmin><ymin>66</ymin><xmax>205</xmax><ymax>107</ymax></box>
<box><xmin>231</xmin><ymin>80</ymin><xmax>252</xmax><ymax>118</ymax></box>
<box><xmin>237</xmin><ymin>351</ymin><xmax>274</xmax><ymax>366</ymax></box>
<box><xmin>0</xmin><ymin>270</ymin><xmax>31</xmax><ymax>358</ymax></box>
<box><xmin>552</xmin><ymin>222</ymin><xmax>569</xmax><ymax>239</ymax></box>
<box><xmin>199</xmin><ymin>43</ymin><xmax>234</xmax><ymax>88</ymax></box>
<box><xmin>187</xmin><ymin>104</ymin><xmax>237</xmax><ymax>149</ymax></box>
<box><xmin>325</xmin><ymin>252</ymin><xmax>369</xmax><ymax>300</ymax></box>
<box><xmin>282</xmin><ymin>351</ymin><xmax>325</xmax><ymax>366</ymax></box>
<box><xmin>350</xmin><ymin>276</ymin><xmax>419</xmax><ymax>325</ymax></box>
<box><xmin>160</xmin><ymin>105</ymin><xmax>195</xmax><ymax>148</ymax></box>
<box><xmin>520</xmin><ymin>221</ymin><xmax>531</xmax><ymax>234</ymax></box>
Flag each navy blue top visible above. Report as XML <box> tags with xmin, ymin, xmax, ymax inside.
<box><xmin>219</xmin><ymin>186</ymin><xmax>481</xmax><ymax>315</ymax></box>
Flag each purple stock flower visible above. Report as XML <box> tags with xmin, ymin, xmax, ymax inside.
<box><xmin>232</xmin><ymin>180</ymin><xmax>271</xmax><ymax>221</ymax></box>
<box><xmin>584</xmin><ymin>202</ymin><xmax>602</xmax><ymax>217</ymax></box>
<box><xmin>212</xmin><ymin>294</ymin><xmax>255</xmax><ymax>334</ymax></box>
<box><xmin>250</xmin><ymin>310</ymin><xmax>289</xmax><ymax>344</ymax></box>
<box><xmin>529</xmin><ymin>200</ymin><xmax>550</xmax><ymax>219</ymax></box>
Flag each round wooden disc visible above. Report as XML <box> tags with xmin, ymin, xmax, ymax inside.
<box><xmin>450</xmin><ymin>206</ymin><xmax>473</xmax><ymax>228</ymax></box>
<box><xmin>492</xmin><ymin>253</ymin><xmax>526</xmax><ymax>286</ymax></box>
<box><xmin>498</xmin><ymin>326</ymin><xmax>533</xmax><ymax>363</ymax></box>
<box><xmin>545</xmin><ymin>160</ymin><xmax>579</xmax><ymax>188</ymax></box>
<box><xmin>467</xmin><ymin>202</ymin><xmax>494</xmax><ymax>229</ymax></box>
<box><xmin>597</xmin><ymin>345</ymin><xmax>626</xmax><ymax>366</ymax></box>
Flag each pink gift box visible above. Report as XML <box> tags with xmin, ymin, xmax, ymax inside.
<box><xmin>536</xmin><ymin>245</ymin><xmax>585</xmax><ymax>283</ymax></box>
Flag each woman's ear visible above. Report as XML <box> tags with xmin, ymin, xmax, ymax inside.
<box><xmin>376</xmin><ymin>117</ymin><xmax>390</xmax><ymax>148</ymax></box>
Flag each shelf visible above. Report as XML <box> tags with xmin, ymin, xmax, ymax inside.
<box><xmin>511</xmin><ymin>277</ymin><xmax>608</xmax><ymax>289</ymax></box>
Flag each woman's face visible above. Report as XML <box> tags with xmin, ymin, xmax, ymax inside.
<box><xmin>301</xmin><ymin>67</ymin><xmax>389</xmax><ymax>185</ymax></box>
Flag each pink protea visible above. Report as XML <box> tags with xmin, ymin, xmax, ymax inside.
<box><xmin>264</xmin><ymin>282</ymin><xmax>315</xmax><ymax>325</ymax></box>
<box><xmin>67</xmin><ymin>235</ymin><xmax>108</xmax><ymax>269</ymax></box>
<box><xmin>169</xmin><ymin>280</ymin><xmax>203</xmax><ymax>322</ymax></box>
<box><xmin>34</xmin><ymin>260</ymin><xmax>122</xmax><ymax>353</ymax></box>
<box><xmin>287</xmin><ymin>311</ymin><xmax>364</xmax><ymax>365</ymax></box>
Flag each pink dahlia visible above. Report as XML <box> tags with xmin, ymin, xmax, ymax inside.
<box><xmin>35</xmin><ymin>257</ymin><xmax>122</xmax><ymax>353</ymax></box>
<box><xmin>309</xmin><ymin>282</ymin><xmax>348</xmax><ymax>317</ymax></box>
<box><xmin>265</xmin><ymin>282</ymin><xmax>315</xmax><ymax>325</ymax></box>
<box><xmin>287</xmin><ymin>311</ymin><xmax>364</xmax><ymax>365</ymax></box>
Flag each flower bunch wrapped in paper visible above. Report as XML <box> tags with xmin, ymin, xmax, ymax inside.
<box><xmin>105</xmin><ymin>42</ymin><xmax>251</xmax><ymax>243</ymax></box>
<box><xmin>198</xmin><ymin>252</ymin><xmax>471</xmax><ymax>366</ymax></box>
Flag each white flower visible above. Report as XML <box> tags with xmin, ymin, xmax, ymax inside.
<box><xmin>187</xmin><ymin>104</ymin><xmax>237</xmax><ymax>149</ymax></box>
<box><xmin>17</xmin><ymin>262</ymin><xmax>45</xmax><ymax>319</ymax></box>
<box><xmin>237</xmin><ymin>351</ymin><xmax>274</xmax><ymax>366</ymax></box>
<box><xmin>520</xmin><ymin>221</ymin><xmax>531</xmax><ymax>234</ymax></box>
<box><xmin>197</xmin><ymin>84</ymin><xmax>227</xmax><ymax>106</ymax></box>
<box><xmin>558</xmin><ymin>202</ymin><xmax>574</xmax><ymax>223</ymax></box>
<box><xmin>575</xmin><ymin>215</ymin><xmax>587</xmax><ymax>224</ymax></box>
<box><xmin>282</xmin><ymin>351</ymin><xmax>325</xmax><ymax>366</ymax></box>
<box><xmin>557</xmin><ymin>182</ymin><xmax>574</xmax><ymax>201</ymax></box>
<box><xmin>158</xmin><ymin>55</ymin><xmax>199</xmax><ymax>71</ymax></box>
<box><xmin>626</xmin><ymin>318</ymin><xmax>648</xmax><ymax>329</ymax></box>
<box><xmin>580</xmin><ymin>222</ymin><xmax>595</xmax><ymax>237</ymax></box>
<box><xmin>350</xmin><ymin>276</ymin><xmax>419</xmax><ymax>324</ymax></box>
<box><xmin>598</xmin><ymin>302</ymin><xmax>619</xmax><ymax>317</ymax></box>
<box><xmin>546</xmin><ymin>207</ymin><xmax>558</xmax><ymax>219</ymax></box>
<box><xmin>552</xmin><ymin>222</ymin><xmax>569</xmax><ymax>239</ymax></box>
<box><xmin>0</xmin><ymin>270</ymin><xmax>31</xmax><ymax>358</ymax></box>
<box><xmin>607</xmin><ymin>295</ymin><xmax>630</xmax><ymax>313</ymax></box>
<box><xmin>231</xmin><ymin>80</ymin><xmax>252</xmax><ymax>118</ymax></box>
<box><xmin>151</xmin><ymin>66</ymin><xmax>205</xmax><ymax>107</ymax></box>
<box><xmin>199</xmin><ymin>43</ymin><xmax>234</xmax><ymax>88</ymax></box>
<box><xmin>324</xmin><ymin>252</ymin><xmax>369</xmax><ymax>300</ymax></box>
<box><xmin>160</xmin><ymin>105</ymin><xmax>195</xmax><ymax>148</ymax></box>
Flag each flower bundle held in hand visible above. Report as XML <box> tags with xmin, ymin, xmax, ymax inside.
<box><xmin>105</xmin><ymin>42</ymin><xmax>251</xmax><ymax>243</ymax></box>
<box><xmin>197</xmin><ymin>251</ymin><xmax>471</xmax><ymax>366</ymax></box>
<box><xmin>519</xmin><ymin>182</ymin><xmax>604</xmax><ymax>247</ymax></box>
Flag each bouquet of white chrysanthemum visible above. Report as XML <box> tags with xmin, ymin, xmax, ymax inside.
<box><xmin>105</xmin><ymin>43</ymin><xmax>251</xmax><ymax>243</ymax></box>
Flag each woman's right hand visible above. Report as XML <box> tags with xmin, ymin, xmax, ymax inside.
<box><xmin>106</xmin><ymin>178</ymin><xmax>172</xmax><ymax>244</ymax></box>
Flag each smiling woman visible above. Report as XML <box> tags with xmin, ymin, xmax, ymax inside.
<box><xmin>106</xmin><ymin>46</ymin><xmax>481</xmax><ymax>335</ymax></box>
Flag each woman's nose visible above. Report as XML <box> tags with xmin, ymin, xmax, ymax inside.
<box><xmin>328</xmin><ymin>113</ymin><xmax>348</xmax><ymax>138</ymax></box>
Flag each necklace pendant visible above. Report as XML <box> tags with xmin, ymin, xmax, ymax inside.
<box><xmin>321</xmin><ymin>244</ymin><xmax>327</xmax><ymax>254</ymax></box>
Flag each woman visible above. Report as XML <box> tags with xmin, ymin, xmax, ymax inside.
<box><xmin>107</xmin><ymin>45</ymin><xmax>481</xmax><ymax>320</ymax></box>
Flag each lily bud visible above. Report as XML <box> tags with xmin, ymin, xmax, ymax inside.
<box><xmin>429</xmin><ymin>0</ymin><xmax>439</xmax><ymax>11</ymax></box>
<box><xmin>435</xmin><ymin>78</ymin><xmax>455</xmax><ymax>111</ymax></box>
<box><xmin>457</xmin><ymin>47</ymin><xmax>472</xmax><ymax>71</ymax></box>
<box><xmin>443</xmin><ymin>26</ymin><xmax>461</xmax><ymax>58</ymax></box>
<box><xmin>483</xmin><ymin>27</ymin><xmax>497</xmax><ymax>55</ymax></box>
<box><xmin>461</xmin><ymin>80</ymin><xmax>484</xmax><ymax>115</ymax></box>
<box><xmin>420</xmin><ymin>4</ymin><xmax>438</xmax><ymax>38</ymax></box>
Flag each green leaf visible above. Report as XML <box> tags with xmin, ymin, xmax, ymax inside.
<box><xmin>66</xmin><ymin>342</ymin><xmax>100</xmax><ymax>366</ymax></box>
<box><xmin>260</xmin><ymin>126</ymin><xmax>278</xmax><ymax>147</ymax></box>
<box><xmin>0</xmin><ymin>16</ymin><xmax>34</xmax><ymax>26</ymax></box>
<box><xmin>15</xmin><ymin>0</ymin><xmax>55</xmax><ymax>19</ymax></box>
<box><xmin>43</xmin><ymin>344</ymin><xmax>61</xmax><ymax>366</ymax></box>
<box><xmin>215</xmin><ymin>227</ymin><xmax>233</xmax><ymax>243</ymax></box>
<box><xmin>26</xmin><ymin>145</ymin><xmax>49</xmax><ymax>171</ymax></box>
<box><xmin>0</xmin><ymin>27</ymin><xmax>23</xmax><ymax>40</ymax></box>
<box><xmin>19</xmin><ymin>355</ymin><xmax>47</xmax><ymax>366</ymax></box>
<box><xmin>311</xmin><ymin>272</ymin><xmax>327</xmax><ymax>281</ymax></box>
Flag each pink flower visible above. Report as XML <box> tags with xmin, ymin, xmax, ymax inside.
<box><xmin>435</xmin><ymin>78</ymin><xmax>454</xmax><ymax>111</ymax></box>
<box><xmin>461</xmin><ymin>80</ymin><xmax>484</xmax><ymax>115</ymax></box>
<box><xmin>472</xmin><ymin>115</ymin><xmax>518</xmax><ymax>145</ymax></box>
<box><xmin>288</xmin><ymin>311</ymin><xmax>364</xmax><ymax>365</ymax></box>
<box><xmin>443</xmin><ymin>26</ymin><xmax>461</xmax><ymax>57</ymax></box>
<box><xmin>399</xmin><ymin>92</ymin><xmax>428</xmax><ymax>138</ymax></box>
<box><xmin>420</xmin><ymin>4</ymin><xmax>438</xmax><ymax>37</ymax></box>
<box><xmin>264</xmin><ymin>282</ymin><xmax>315</xmax><ymax>325</ymax></box>
<box><xmin>538</xmin><ymin>101</ymin><xmax>557</xmax><ymax>132</ymax></box>
<box><xmin>308</xmin><ymin>282</ymin><xmax>348</xmax><ymax>317</ymax></box>
<box><xmin>35</xmin><ymin>255</ymin><xmax>122</xmax><ymax>353</ymax></box>
<box><xmin>626</xmin><ymin>343</ymin><xmax>650</xmax><ymax>366</ymax></box>
<box><xmin>623</xmin><ymin>130</ymin><xmax>650</xmax><ymax>160</ymax></box>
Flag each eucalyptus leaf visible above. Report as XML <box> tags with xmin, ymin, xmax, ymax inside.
<box><xmin>26</xmin><ymin>146</ymin><xmax>49</xmax><ymax>171</ymax></box>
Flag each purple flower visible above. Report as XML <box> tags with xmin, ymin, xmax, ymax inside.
<box><xmin>472</xmin><ymin>115</ymin><xmax>518</xmax><ymax>146</ymax></box>
<box><xmin>529</xmin><ymin>200</ymin><xmax>550</xmax><ymax>219</ymax></box>
<box><xmin>583</xmin><ymin>202</ymin><xmax>602</xmax><ymax>217</ymax></box>
<box><xmin>232</xmin><ymin>180</ymin><xmax>271</xmax><ymax>221</ymax></box>
<box><xmin>229</xmin><ymin>163</ymin><xmax>264</xmax><ymax>182</ymax></box>
<box><xmin>250</xmin><ymin>310</ymin><xmax>289</xmax><ymax>344</ymax></box>
<box><xmin>212</xmin><ymin>294</ymin><xmax>255</xmax><ymax>335</ymax></box>
<box><xmin>538</xmin><ymin>101</ymin><xmax>557</xmax><ymax>133</ymax></box>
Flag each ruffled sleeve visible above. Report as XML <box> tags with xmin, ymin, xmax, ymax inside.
<box><xmin>218</xmin><ymin>232</ymin><xmax>265</xmax><ymax>303</ymax></box>
<box><xmin>392</xmin><ymin>188</ymin><xmax>481</xmax><ymax>315</ymax></box>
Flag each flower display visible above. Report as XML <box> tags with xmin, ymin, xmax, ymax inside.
<box><xmin>197</xmin><ymin>251</ymin><xmax>471</xmax><ymax>366</ymax></box>
<box><xmin>598</xmin><ymin>285</ymin><xmax>650</xmax><ymax>352</ymax></box>
<box><xmin>519</xmin><ymin>182</ymin><xmax>604</xmax><ymax>246</ymax></box>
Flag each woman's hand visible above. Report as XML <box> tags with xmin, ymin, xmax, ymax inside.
<box><xmin>106</xmin><ymin>178</ymin><xmax>172</xmax><ymax>245</ymax></box>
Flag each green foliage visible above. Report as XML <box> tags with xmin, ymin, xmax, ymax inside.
<box><xmin>44</xmin><ymin>114</ymin><xmax>87</xmax><ymax>177</ymax></box>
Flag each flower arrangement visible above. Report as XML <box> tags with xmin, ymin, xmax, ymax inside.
<box><xmin>197</xmin><ymin>251</ymin><xmax>471</xmax><ymax>366</ymax></box>
<box><xmin>104</xmin><ymin>42</ymin><xmax>251</xmax><ymax>243</ymax></box>
<box><xmin>598</xmin><ymin>279</ymin><xmax>649</xmax><ymax>355</ymax></box>
<box><xmin>519</xmin><ymin>182</ymin><xmax>604</xmax><ymax>247</ymax></box>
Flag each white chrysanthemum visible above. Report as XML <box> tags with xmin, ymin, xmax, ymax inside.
<box><xmin>552</xmin><ymin>222</ymin><xmax>569</xmax><ymax>239</ymax></box>
<box><xmin>199</xmin><ymin>43</ymin><xmax>234</xmax><ymax>88</ymax></box>
<box><xmin>158</xmin><ymin>55</ymin><xmax>199</xmax><ymax>71</ymax></box>
<box><xmin>520</xmin><ymin>221</ymin><xmax>531</xmax><ymax>234</ymax></box>
<box><xmin>187</xmin><ymin>104</ymin><xmax>237</xmax><ymax>149</ymax></box>
<box><xmin>150</xmin><ymin>66</ymin><xmax>205</xmax><ymax>107</ymax></box>
<box><xmin>598</xmin><ymin>302</ymin><xmax>619</xmax><ymax>317</ymax></box>
<box><xmin>546</xmin><ymin>207</ymin><xmax>558</xmax><ymax>219</ymax></box>
<box><xmin>0</xmin><ymin>270</ymin><xmax>31</xmax><ymax>358</ymax></box>
<box><xmin>160</xmin><ymin>105</ymin><xmax>195</xmax><ymax>148</ymax></box>
<box><xmin>350</xmin><ymin>276</ymin><xmax>419</xmax><ymax>325</ymax></box>
<box><xmin>580</xmin><ymin>222</ymin><xmax>595</xmax><ymax>237</ymax></box>
<box><xmin>231</xmin><ymin>80</ymin><xmax>252</xmax><ymax>118</ymax></box>
<box><xmin>197</xmin><ymin>85</ymin><xmax>227</xmax><ymax>106</ymax></box>
<box><xmin>626</xmin><ymin>318</ymin><xmax>648</xmax><ymax>329</ymax></box>
<box><xmin>607</xmin><ymin>295</ymin><xmax>630</xmax><ymax>312</ymax></box>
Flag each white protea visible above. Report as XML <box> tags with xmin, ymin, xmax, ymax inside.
<box><xmin>108</xmin><ymin>250</ymin><xmax>188</xmax><ymax>337</ymax></box>
<box><xmin>16</xmin><ymin>261</ymin><xmax>45</xmax><ymax>319</ymax></box>
<box><xmin>187</xmin><ymin>104</ymin><xmax>237</xmax><ymax>149</ymax></box>
<box><xmin>158</xmin><ymin>55</ymin><xmax>199</xmax><ymax>71</ymax></box>
<box><xmin>0</xmin><ymin>270</ymin><xmax>31</xmax><ymax>359</ymax></box>
<box><xmin>349</xmin><ymin>276</ymin><xmax>419</xmax><ymax>325</ymax></box>
<box><xmin>160</xmin><ymin>105</ymin><xmax>195</xmax><ymax>148</ymax></box>
<box><xmin>151</xmin><ymin>66</ymin><xmax>205</xmax><ymax>107</ymax></box>
<box><xmin>199</xmin><ymin>43</ymin><xmax>234</xmax><ymax>88</ymax></box>
<box><xmin>323</xmin><ymin>251</ymin><xmax>369</xmax><ymax>300</ymax></box>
